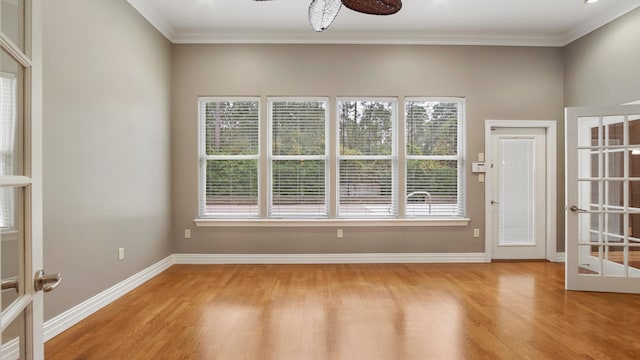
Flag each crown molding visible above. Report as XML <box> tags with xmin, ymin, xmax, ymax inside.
<box><xmin>562</xmin><ymin>2</ymin><xmax>640</xmax><ymax>45</ymax></box>
<box><xmin>127</xmin><ymin>0</ymin><xmax>176</xmax><ymax>41</ymax></box>
<box><xmin>171</xmin><ymin>30</ymin><xmax>565</xmax><ymax>47</ymax></box>
<box><xmin>128</xmin><ymin>0</ymin><xmax>640</xmax><ymax>47</ymax></box>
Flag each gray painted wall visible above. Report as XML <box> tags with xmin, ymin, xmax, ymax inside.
<box><xmin>171</xmin><ymin>44</ymin><xmax>565</xmax><ymax>254</ymax></box>
<box><xmin>564</xmin><ymin>7</ymin><xmax>640</xmax><ymax>107</ymax></box>
<box><xmin>42</xmin><ymin>0</ymin><xmax>172</xmax><ymax>321</ymax></box>
<box><xmin>42</xmin><ymin>0</ymin><xmax>640</xmax><ymax>325</ymax></box>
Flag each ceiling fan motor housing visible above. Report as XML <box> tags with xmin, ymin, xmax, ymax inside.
<box><xmin>341</xmin><ymin>0</ymin><xmax>402</xmax><ymax>15</ymax></box>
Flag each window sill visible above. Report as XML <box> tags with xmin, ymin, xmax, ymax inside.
<box><xmin>194</xmin><ymin>218</ymin><xmax>470</xmax><ymax>228</ymax></box>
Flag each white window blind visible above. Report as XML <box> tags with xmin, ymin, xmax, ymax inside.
<box><xmin>0</xmin><ymin>73</ymin><xmax>16</xmax><ymax>229</ymax></box>
<box><xmin>338</xmin><ymin>99</ymin><xmax>396</xmax><ymax>217</ymax></box>
<box><xmin>269</xmin><ymin>98</ymin><xmax>328</xmax><ymax>217</ymax></box>
<box><xmin>199</xmin><ymin>97</ymin><xmax>260</xmax><ymax>217</ymax></box>
<box><xmin>405</xmin><ymin>98</ymin><xmax>464</xmax><ymax>217</ymax></box>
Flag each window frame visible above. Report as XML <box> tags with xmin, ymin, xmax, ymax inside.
<box><xmin>404</xmin><ymin>97</ymin><xmax>466</xmax><ymax>218</ymax></box>
<box><xmin>336</xmin><ymin>97</ymin><xmax>398</xmax><ymax>219</ymax></box>
<box><xmin>267</xmin><ymin>97</ymin><xmax>330</xmax><ymax>219</ymax></box>
<box><xmin>198</xmin><ymin>96</ymin><xmax>261</xmax><ymax>219</ymax></box>
<box><xmin>195</xmin><ymin>96</ymin><xmax>469</xmax><ymax>227</ymax></box>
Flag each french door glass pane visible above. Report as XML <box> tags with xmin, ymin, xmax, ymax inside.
<box><xmin>0</xmin><ymin>0</ymin><xmax>25</xmax><ymax>52</ymax></box>
<box><xmin>605</xmin><ymin>151</ymin><xmax>624</xmax><ymax>179</ymax></box>
<box><xmin>577</xmin><ymin>150</ymin><xmax>598</xmax><ymax>178</ymax></box>
<box><xmin>631</xmin><ymin>212</ymin><xmax>640</xmax><ymax>241</ymax></box>
<box><xmin>630</xmin><ymin>117</ymin><xmax>640</xmax><ymax>146</ymax></box>
<box><xmin>630</xmin><ymin>150</ymin><xmax>640</xmax><ymax>177</ymax></box>
<box><xmin>578</xmin><ymin>244</ymin><xmax>600</xmax><ymax>275</ymax></box>
<box><xmin>604</xmin><ymin>180</ymin><xmax>624</xmax><ymax>208</ymax></box>
<box><xmin>603</xmin><ymin>116</ymin><xmax>624</xmax><ymax>146</ymax></box>
<box><xmin>1</xmin><ymin>186</ymin><xmax>23</xmax><ymax>311</ymax></box>
<box><xmin>578</xmin><ymin>117</ymin><xmax>599</xmax><ymax>147</ymax></box>
<box><xmin>1</xmin><ymin>307</ymin><xmax>26</xmax><ymax>359</ymax></box>
<box><xmin>0</xmin><ymin>49</ymin><xmax>24</xmax><ymax>176</ymax></box>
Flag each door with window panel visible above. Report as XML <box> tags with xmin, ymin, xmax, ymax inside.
<box><xmin>566</xmin><ymin>104</ymin><xmax>640</xmax><ymax>293</ymax></box>
<box><xmin>1</xmin><ymin>0</ymin><xmax>48</xmax><ymax>359</ymax></box>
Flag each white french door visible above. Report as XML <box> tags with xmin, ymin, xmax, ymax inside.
<box><xmin>0</xmin><ymin>1</ymin><xmax>51</xmax><ymax>359</ymax></box>
<box><xmin>566</xmin><ymin>104</ymin><xmax>640</xmax><ymax>293</ymax></box>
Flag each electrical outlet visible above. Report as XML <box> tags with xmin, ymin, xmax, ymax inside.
<box><xmin>118</xmin><ymin>247</ymin><xmax>125</xmax><ymax>261</ymax></box>
<box><xmin>184</xmin><ymin>229</ymin><xmax>191</xmax><ymax>239</ymax></box>
<box><xmin>473</xmin><ymin>229</ymin><xmax>480</xmax><ymax>238</ymax></box>
<box><xmin>337</xmin><ymin>229</ymin><xmax>344</xmax><ymax>238</ymax></box>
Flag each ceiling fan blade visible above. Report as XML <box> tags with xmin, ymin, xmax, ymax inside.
<box><xmin>341</xmin><ymin>0</ymin><xmax>402</xmax><ymax>15</ymax></box>
<box><xmin>309</xmin><ymin>0</ymin><xmax>342</xmax><ymax>32</ymax></box>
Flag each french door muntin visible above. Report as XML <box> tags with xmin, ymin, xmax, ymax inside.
<box><xmin>566</xmin><ymin>104</ymin><xmax>640</xmax><ymax>293</ymax></box>
<box><xmin>0</xmin><ymin>0</ymin><xmax>45</xmax><ymax>359</ymax></box>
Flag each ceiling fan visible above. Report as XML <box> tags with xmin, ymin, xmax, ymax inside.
<box><xmin>253</xmin><ymin>0</ymin><xmax>403</xmax><ymax>32</ymax></box>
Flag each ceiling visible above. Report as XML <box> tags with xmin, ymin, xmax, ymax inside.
<box><xmin>127</xmin><ymin>0</ymin><xmax>640</xmax><ymax>46</ymax></box>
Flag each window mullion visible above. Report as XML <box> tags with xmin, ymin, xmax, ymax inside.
<box><xmin>261</xmin><ymin>95</ymin><xmax>270</xmax><ymax>219</ymax></box>
<box><xmin>397</xmin><ymin>97</ymin><xmax>406</xmax><ymax>219</ymax></box>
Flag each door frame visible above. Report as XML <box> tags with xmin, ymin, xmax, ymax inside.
<box><xmin>484</xmin><ymin>120</ymin><xmax>558</xmax><ymax>262</ymax></box>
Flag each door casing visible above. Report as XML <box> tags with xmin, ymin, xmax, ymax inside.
<box><xmin>484</xmin><ymin>120</ymin><xmax>558</xmax><ymax>262</ymax></box>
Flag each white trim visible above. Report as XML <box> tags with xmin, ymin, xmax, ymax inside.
<box><xmin>194</xmin><ymin>218</ymin><xmax>471</xmax><ymax>227</ymax></box>
<box><xmin>0</xmin><ymin>337</ymin><xmax>19</xmax><ymax>360</ymax></box>
<box><xmin>173</xmin><ymin>252</ymin><xmax>489</xmax><ymax>264</ymax></box>
<box><xmin>484</xmin><ymin>120</ymin><xmax>558</xmax><ymax>262</ymax></box>
<box><xmin>555</xmin><ymin>252</ymin><xmax>566</xmax><ymax>263</ymax></box>
<box><xmin>43</xmin><ymin>255</ymin><xmax>174</xmax><ymax>342</ymax></box>
<box><xmin>171</xmin><ymin>31</ymin><xmax>567</xmax><ymax>47</ymax></box>
<box><xmin>562</xmin><ymin>2</ymin><xmax>640</xmax><ymax>45</ymax></box>
<box><xmin>126</xmin><ymin>0</ymin><xmax>175</xmax><ymax>41</ymax></box>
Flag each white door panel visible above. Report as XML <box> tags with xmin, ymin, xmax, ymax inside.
<box><xmin>1</xmin><ymin>1</ymin><xmax>48</xmax><ymax>359</ymax></box>
<box><xmin>566</xmin><ymin>104</ymin><xmax>640</xmax><ymax>293</ymax></box>
<box><xmin>490</xmin><ymin>128</ymin><xmax>546</xmax><ymax>259</ymax></box>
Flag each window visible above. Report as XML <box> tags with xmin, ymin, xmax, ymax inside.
<box><xmin>199</xmin><ymin>97</ymin><xmax>260</xmax><ymax>217</ymax></box>
<box><xmin>269</xmin><ymin>98</ymin><xmax>329</xmax><ymax>217</ymax></box>
<box><xmin>405</xmin><ymin>98</ymin><xmax>465</xmax><ymax>217</ymax></box>
<box><xmin>338</xmin><ymin>98</ymin><xmax>396</xmax><ymax>217</ymax></box>
<box><xmin>198</xmin><ymin>96</ymin><xmax>465</xmax><ymax>222</ymax></box>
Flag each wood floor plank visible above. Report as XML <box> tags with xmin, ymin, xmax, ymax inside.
<box><xmin>45</xmin><ymin>263</ymin><xmax>640</xmax><ymax>359</ymax></box>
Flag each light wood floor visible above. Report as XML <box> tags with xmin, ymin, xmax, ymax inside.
<box><xmin>45</xmin><ymin>262</ymin><xmax>640</xmax><ymax>359</ymax></box>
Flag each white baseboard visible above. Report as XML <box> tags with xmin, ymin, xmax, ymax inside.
<box><xmin>43</xmin><ymin>255</ymin><xmax>174</xmax><ymax>342</ymax></box>
<box><xmin>1</xmin><ymin>337</ymin><xmax>18</xmax><ymax>360</ymax></box>
<box><xmin>173</xmin><ymin>252</ymin><xmax>490</xmax><ymax>264</ymax></box>
<box><xmin>555</xmin><ymin>252</ymin><xmax>566</xmax><ymax>262</ymax></box>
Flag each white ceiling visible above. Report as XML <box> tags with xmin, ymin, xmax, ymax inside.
<box><xmin>127</xmin><ymin>0</ymin><xmax>640</xmax><ymax>46</ymax></box>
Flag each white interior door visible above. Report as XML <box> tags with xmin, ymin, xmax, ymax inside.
<box><xmin>566</xmin><ymin>104</ymin><xmax>640</xmax><ymax>293</ymax></box>
<box><xmin>0</xmin><ymin>1</ymin><xmax>52</xmax><ymax>359</ymax></box>
<box><xmin>490</xmin><ymin>128</ymin><xmax>547</xmax><ymax>259</ymax></box>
